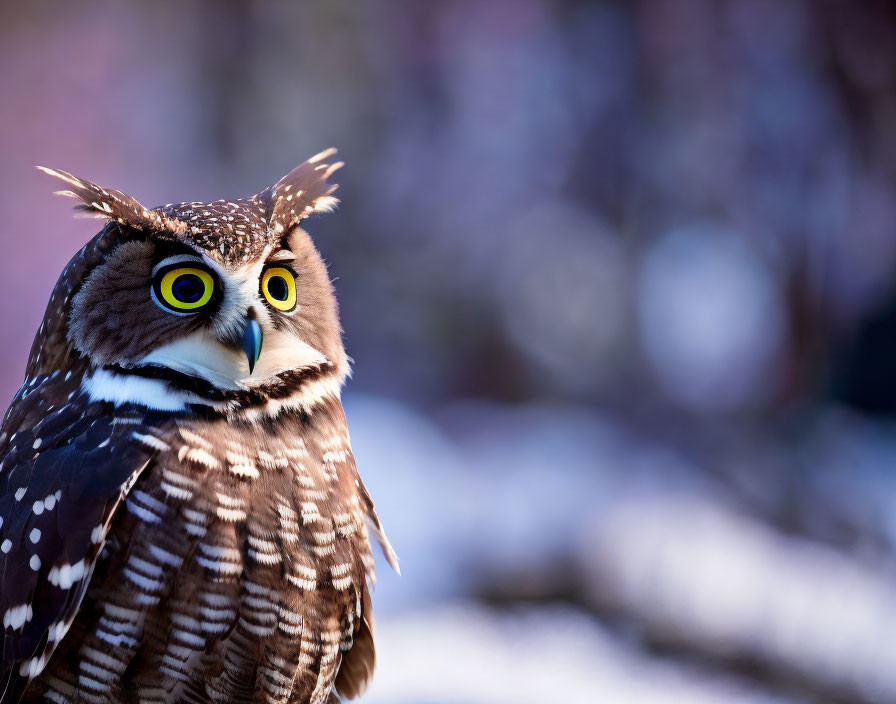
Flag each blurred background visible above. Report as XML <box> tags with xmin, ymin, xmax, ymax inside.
<box><xmin>1</xmin><ymin>0</ymin><xmax>896</xmax><ymax>701</ymax></box>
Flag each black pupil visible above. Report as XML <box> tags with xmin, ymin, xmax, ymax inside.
<box><xmin>268</xmin><ymin>276</ymin><xmax>289</xmax><ymax>301</ymax></box>
<box><xmin>173</xmin><ymin>274</ymin><xmax>205</xmax><ymax>303</ymax></box>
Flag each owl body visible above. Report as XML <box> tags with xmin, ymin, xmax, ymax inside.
<box><xmin>0</xmin><ymin>152</ymin><xmax>396</xmax><ymax>703</ymax></box>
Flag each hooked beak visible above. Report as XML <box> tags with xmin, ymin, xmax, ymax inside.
<box><xmin>242</xmin><ymin>317</ymin><xmax>263</xmax><ymax>374</ymax></box>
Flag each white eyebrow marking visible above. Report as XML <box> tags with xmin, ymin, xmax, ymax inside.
<box><xmin>268</xmin><ymin>250</ymin><xmax>295</xmax><ymax>263</ymax></box>
<box><xmin>150</xmin><ymin>253</ymin><xmax>206</xmax><ymax>277</ymax></box>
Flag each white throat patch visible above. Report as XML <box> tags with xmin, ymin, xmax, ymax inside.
<box><xmin>81</xmin><ymin>366</ymin><xmax>341</xmax><ymax>417</ymax></box>
<box><xmin>82</xmin><ymin>368</ymin><xmax>210</xmax><ymax>412</ymax></box>
<box><xmin>138</xmin><ymin>330</ymin><xmax>329</xmax><ymax>391</ymax></box>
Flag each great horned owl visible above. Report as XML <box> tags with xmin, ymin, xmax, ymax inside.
<box><xmin>0</xmin><ymin>150</ymin><xmax>398</xmax><ymax>703</ymax></box>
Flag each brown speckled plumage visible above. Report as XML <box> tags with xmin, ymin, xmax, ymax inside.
<box><xmin>38</xmin><ymin>148</ymin><xmax>341</xmax><ymax>267</ymax></box>
<box><xmin>0</xmin><ymin>151</ymin><xmax>395</xmax><ymax>704</ymax></box>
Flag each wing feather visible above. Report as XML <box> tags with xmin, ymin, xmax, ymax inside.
<box><xmin>0</xmin><ymin>373</ymin><xmax>156</xmax><ymax>701</ymax></box>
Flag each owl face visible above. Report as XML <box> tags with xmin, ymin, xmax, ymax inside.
<box><xmin>37</xmin><ymin>151</ymin><xmax>347</xmax><ymax>403</ymax></box>
<box><xmin>69</xmin><ymin>225</ymin><xmax>343</xmax><ymax>390</ymax></box>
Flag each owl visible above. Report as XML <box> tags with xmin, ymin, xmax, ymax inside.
<box><xmin>0</xmin><ymin>149</ymin><xmax>398</xmax><ymax>704</ymax></box>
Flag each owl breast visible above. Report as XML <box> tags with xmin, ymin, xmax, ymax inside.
<box><xmin>30</xmin><ymin>396</ymin><xmax>374</xmax><ymax>704</ymax></box>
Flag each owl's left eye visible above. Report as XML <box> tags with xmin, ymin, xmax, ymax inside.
<box><xmin>153</xmin><ymin>266</ymin><xmax>216</xmax><ymax>313</ymax></box>
<box><xmin>261</xmin><ymin>267</ymin><xmax>297</xmax><ymax>312</ymax></box>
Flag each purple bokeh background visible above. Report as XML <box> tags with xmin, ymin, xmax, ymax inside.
<box><xmin>3</xmin><ymin>2</ymin><xmax>896</xmax><ymax>702</ymax></box>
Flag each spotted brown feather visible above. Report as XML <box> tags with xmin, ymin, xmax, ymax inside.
<box><xmin>0</xmin><ymin>370</ymin><xmax>157</xmax><ymax>702</ymax></box>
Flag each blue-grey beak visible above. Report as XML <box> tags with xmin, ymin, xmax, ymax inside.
<box><xmin>242</xmin><ymin>318</ymin><xmax>263</xmax><ymax>374</ymax></box>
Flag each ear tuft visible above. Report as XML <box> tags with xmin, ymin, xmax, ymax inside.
<box><xmin>37</xmin><ymin>166</ymin><xmax>188</xmax><ymax>235</ymax></box>
<box><xmin>256</xmin><ymin>149</ymin><xmax>342</xmax><ymax>234</ymax></box>
<box><xmin>308</xmin><ymin>147</ymin><xmax>338</xmax><ymax>164</ymax></box>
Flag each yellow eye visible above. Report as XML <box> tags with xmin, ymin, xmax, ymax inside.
<box><xmin>156</xmin><ymin>267</ymin><xmax>215</xmax><ymax>311</ymax></box>
<box><xmin>261</xmin><ymin>267</ymin><xmax>297</xmax><ymax>311</ymax></box>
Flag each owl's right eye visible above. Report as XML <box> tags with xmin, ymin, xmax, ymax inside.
<box><xmin>152</xmin><ymin>265</ymin><xmax>216</xmax><ymax>313</ymax></box>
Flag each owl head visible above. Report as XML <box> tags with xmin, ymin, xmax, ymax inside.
<box><xmin>31</xmin><ymin>150</ymin><xmax>348</xmax><ymax>414</ymax></box>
